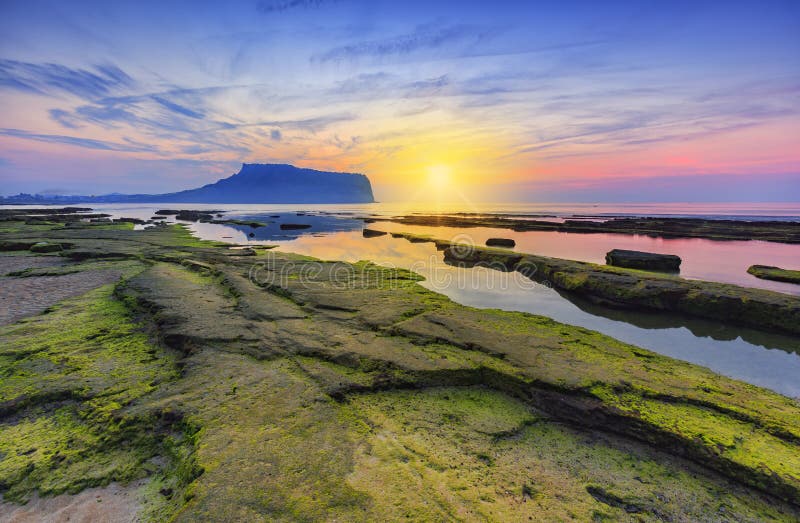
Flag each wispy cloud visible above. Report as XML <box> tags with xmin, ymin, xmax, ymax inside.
<box><xmin>180</xmin><ymin>145</ymin><xmax>216</xmax><ymax>155</ymax></box>
<box><xmin>151</xmin><ymin>96</ymin><xmax>205</xmax><ymax>119</ymax></box>
<box><xmin>313</xmin><ymin>23</ymin><xmax>495</xmax><ymax>63</ymax></box>
<box><xmin>0</xmin><ymin>128</ymin><xmax>159</xmax><ymax>153</ymax></box>
<box><xmin>256</xmin><ymin>0</ymin><xmax>336</xmax><ymax>14</ymax></box>
<box><xmin>404</xmin><ymin>75</ymin><xmax>449</xmax><ymax>98</ymax></box>
<box><xmin>332</xmin><ymin>72</ymin><xmax>393</xmax><ymax>95</ymax></box>
<box><xmin>0</xmin><ymin>60</ymin><xmax>135</xmax><ymax>99</ymax></box>
<box><xmin>243</xmin><ymin>113</ymin><xmax>356</xmax><ymax>132</ymax></box>
<box><xmin>73</xmin><ymin>103</ymin><xmax>139</xmax><ymax>128</ymax></box>
<box><xmin>48</xmin><ymin>109</ymin><xmax>82</xmax><ymax>129</ymax></box>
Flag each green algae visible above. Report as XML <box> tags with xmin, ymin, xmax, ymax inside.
<box><xmin>427</xmin><ymin>237</ymin><xmax>800</xmax><ymax>335</ymax></box>
<box><xmin>341</xmin><ymin>387</ymin><xmax>798</xmax><ymax>522</ymax></box>
<box><xmin>0</xmin><ymin>282</ymin><xmax>185</xmax><ymax>504</ymax></box>
<box><xmin>748</xmin><ymin>265</ymin><xmax>800</xmax><ymax>284</ymax></box>
<box><xmin>1</xmin><ymin>218</ymin><xmax>799</xmax><ymax>520</ymax></box>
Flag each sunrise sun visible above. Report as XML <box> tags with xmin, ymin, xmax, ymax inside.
<box><xmin>426</xmin><ymin>164</ymin><xmax>452</xmax><ymax>190</ymax></box>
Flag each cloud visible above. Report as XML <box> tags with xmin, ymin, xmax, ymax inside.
<box><xmin>256</xmin><ymin>0</ymin><xmax>335</xmax><ymax>14</ymax></box>
<box><xmin>333</xmin><ymin>72</ymin><xmax>393</xmax><ymax>95</ymax></box>
<box><xmin>49</xmin><ymin>109</ymin><xmax>82</xmax><ymax>129</ymax></box>
<box><xmin>51</xmin><ymin>94</ymin><xmax>225</xmax><ymax>138</ymax></box>
<box><xmin>404</xmin><ymin>75</ymin><xmax>449</xmax><ymax>98</ymax></box>
<box><xmin>42</xmin><ymin>80</ymin><xmax>341</xmax><ymax>159</ymax></box>
<box><xmin>313</xmin><ymin>24</ymin><xmax>494</xmax><ymax>63</ymax></box>
<box><xmin>181</xmin><ymin>145</ymin><xmax>215</xmax><ymax>154</ymax></box>
<box><xmin>330</xmin><ymin>134</ymin><xmax>360</xmax><ymax>151</ymax></box>
<box><xmin>0</xmin><ymin>60</ymin><xmax>135</xmax><ymax>99</ymax></box>
<box><xmin>244</xmin><ymin>113</ymin><xmax>356</xmax><ymax>132</ymax></box>
<box><xmin>151</xmin><ymin>96</ymin><xmax>205</xmax><ymax>119</ymax></box>
<box><xmin>74</xmin><ymin>103</ymin><xmax>139</xmax><ymax>128</ymax></box>
<box><xmin>0</xmin><ymin>128</ymin><xmax>158</xmax><ymax>153</ymax></box>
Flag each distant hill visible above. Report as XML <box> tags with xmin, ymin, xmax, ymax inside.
<box><xmin>1</xmin><ymin>164</ymin><xmax>375</xmax><ymax>204</ymax></box>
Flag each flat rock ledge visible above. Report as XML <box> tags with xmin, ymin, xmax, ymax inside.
<box><xmin>748</xmin><ymin>265</ymin><xmax>800</xmax><ymax>284</ymax></box>
<box><xmin>485</xmin><ymin>238</ymin><xmax>516</xmax><ymax>248</ymax></box>
<box><xmin>606</xmin><ymin>249</ymin><xmax>681</xmax><ymax>272</ymax></box>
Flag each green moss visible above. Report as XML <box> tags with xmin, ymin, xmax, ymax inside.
<box><xmin>340</xmin><ymin>387</ymin><xmax>797</xmax><ymax>522</ymax></box>
<box><xmin>2</xmin><ymin>217</ymin><xmax>799</xmax><ymax>520</ymax></box>
<box><xmin>0</xmin><ymin>283</ymin><xmax>182</xmax><ymax>503</ymax></box>
<box><xmin>748</xmin><ymin>265</ymin><xmax>800</xmax><ymax>284</ymax></box>
<box><xmin>589</xmin><ymin>385</ymin><xmax>800</xmax><ymax>481</ymax></box>
<box><xmin>0</xmin><ymin>221</ymin><xmax>64</xmax><ymax>234</ymax></box>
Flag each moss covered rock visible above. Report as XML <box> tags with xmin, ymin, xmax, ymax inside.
<box><xmin>606</xmin><ymin>248</ymin><xmax>680</xmax><ymax>272</ymax></box>
<box><xmin>748</xmin><ymin>265</ymin><xmax>800</xmax><ymax>284</ymax></box>
<box><xmin>29</xmin><ymin>242</ymin><xmax>63</xmax><ymax>253</ymax></box>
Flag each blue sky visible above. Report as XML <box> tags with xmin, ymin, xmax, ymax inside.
<box><xmin>0</xmin><ymin>0</ymin><xmax>798</xmax><ymax>201</ymax></box>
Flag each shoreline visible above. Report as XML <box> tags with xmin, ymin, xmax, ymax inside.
<box><xmin>384</xmin><ymin>231</ymin><xmax>800</xmax><ymax>335</ymax></box>
<box><xmin>0</xmin><ymin>214</ymin><xmax>798</xmax><ymax>520</ymax></box>
<box><xmin>365</xmin><ymin>213</ymin><xmax>800</xmax><ymax>243</ymax></box>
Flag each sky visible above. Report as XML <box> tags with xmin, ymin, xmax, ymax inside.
<box><xmin>0</xmin><ymin>0</ymin><xmax>799</xmax><ymax>202</ymax></box>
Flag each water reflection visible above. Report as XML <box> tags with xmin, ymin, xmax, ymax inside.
<box><xmin>223</xmin><ymin>213</ymin><xmax>362</xmax><ymax>241</ymax></box>
<box><xmin>54</xmin><ymin>204</ymin><xmax>800</xmax><ymax>294</ymax></box>
<box><xmin>38</xmin><ymin>201</ymin><xmax>796</xmax><ymax>398</ymax></box>
<box><xmin>366</xmin><ymin>222</ymin><xmax>800</xmax><ymax>295</ymax></box>
<box><xmin>558</xmin><ymin>291</ymin><xmax>800</xmax><ymax>354</ymax></box>
<box><xmin>184</xmin><ymin>221</ymin><xmax>800</xmax><ymax>398</ymax></box>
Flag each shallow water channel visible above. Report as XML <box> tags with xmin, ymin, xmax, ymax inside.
<box><xmin>190</xmin><ymin>217</ymin><xmax>800</xmax><ymax>399</ymax></box>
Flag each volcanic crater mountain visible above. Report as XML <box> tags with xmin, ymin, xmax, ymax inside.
<box><xmin>2</xmin><ymin>163</ymin><xmax>376</xmax><ymax>204</ymax></box>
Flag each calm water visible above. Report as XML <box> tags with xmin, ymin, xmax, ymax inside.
<box><xmin>55</xmin><ymin>202</ymin><xmax>800</xmax><ymax>294</ymax></box>
<box><xmin>6</xmin><ymin>202</ymin><xmax>800</xmax><ymax>397</ymax></box>
<box><xmin>215</xmin><ymin>227</ymin><xmax>800</xmax><ymax>398</ymax></box>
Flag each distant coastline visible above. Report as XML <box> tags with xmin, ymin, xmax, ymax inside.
<box><xmin>0</xmin><ymin>163</ymin><xmax>375</xmax><ymax>205</ymax></box>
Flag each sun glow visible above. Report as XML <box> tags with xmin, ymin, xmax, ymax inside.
<box><xmin>426</xmin><ymin>164</ymin><xmax>452</xmax><ymax>190</ymax></box>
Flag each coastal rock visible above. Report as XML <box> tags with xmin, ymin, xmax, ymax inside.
<box><xmin>747</xmin><ymin>265</ymin><xmax>800</xmax><ymax>284</ymax></box>
<box><xmin>175</xmin><ymin>210</ymin><xmax>215</xmax><ymax>222</ymax></box>
<box><xmin>0</xmin><ymin>240</ymin><xmax>37</xmax><ymax>251</ymax></box>
<box><xmin>436</xmin><ymin>241</ymin><xmax>800</xmax><ymax>335</ymax></box>
<box><xmin>606</xmin><ymin>249</ymin><xmax>681</xmax><ymax>272</ymax></box>
<box><xmin>227</xmin><ymin>248</ymin><xmax>257</xmax><ymax>256</ymax></box>
<box><xmin>3</xmin><ymin>218</ymin><xmax>800</xmax><ymax>517</ymax></box>
<box><xmin>362</xmin><ymin>228</ymin><xmax>387</xmax><ymax>238</ymax></box>
<box><xmin>373</xmin><ymin>214</ymin><xmax>800</xmax><ymax>244</ymax></box>
<box><xmin>485</xmin><ymin>238</ymin><xmax>516</xmax><ymax>248</ymax></box>
<box><xmin>212</xmin><ymin>219</ymin><xmax>267</xmax><ymax>228</ymax></box>
<box><xmin>29</xmin><ymin>242</ymin><xmax>63</xmax><ymax>253</ymax></box>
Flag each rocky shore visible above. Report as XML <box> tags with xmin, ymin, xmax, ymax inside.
<box><xmin>748</xmin><ymin>265</ymin><xmax>800</xmax><ymax>284</ymax></box>
<box><xmin>367</xmin><ymin>214</ymin><xmax>800</xmax><ymax>243</ymax></box>
<box><xmin>0</xmin><ymin>215</ymin><xmax>798</xmax><ymax>521</ymax></box>
<box><xmin>388</xmin><ymin>231</ymin><xmax>800</xmax><ymax>335</ymax></box>
<box><xmin>605</xmin><ymin>249</ymin><xmax>681</xmax><ymax>272</ymax></box>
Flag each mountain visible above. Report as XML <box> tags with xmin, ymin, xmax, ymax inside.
<box><xmin>1</xmin><ymin>164</ymin><xmax>375</xmax><ymax>204</ymax></box>
<box><xmin>149</xmin><ymin>164</ymin><xmax>375</xmax><ymax>203</ymax></box>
